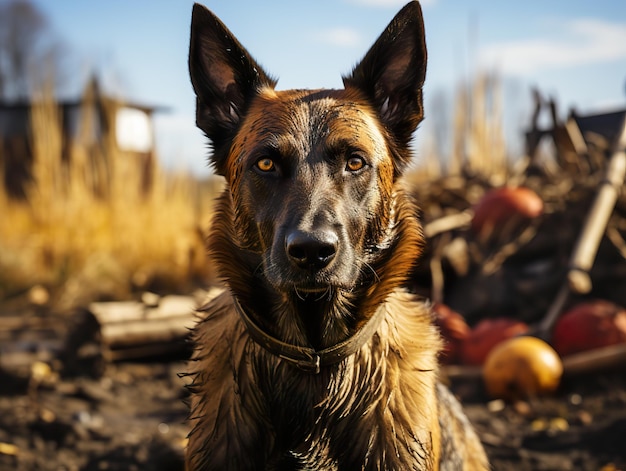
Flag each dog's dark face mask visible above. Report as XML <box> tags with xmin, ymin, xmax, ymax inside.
<box><xmin>228</xmin><ymin>88</ymin><xmax>397</xmax><ymax>296</ymax></box>
<box><xmin>189</xmin><ymin>1</ymin><xmax>427</xmax><ymax>299</ymax></box>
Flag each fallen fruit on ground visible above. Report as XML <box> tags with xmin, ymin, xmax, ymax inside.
<box><xmin>483</xmin><ymin>336</ymin><xmax>563</xmax><ymax>401</ymax></box>
<box><xmin>551</xmin><ymin>299</ymin><xmax>626</xmax><ymax>357</ymax></box>
<box><xmin>460</xmin><ymin>317</ymin><xmax>529</xmax><ymax>365</ymax></box>
<box><xmin>432</xmin><ymin>303</ymin><xmax>470</xmax><ymax>364</ymax></box>
<box><xmin>471</xmin><ymin>186</ymin><xmax>543</xmax><ymax>241</ymax></box>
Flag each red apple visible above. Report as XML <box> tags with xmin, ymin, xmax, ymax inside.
<box><xmin>460</xmin><ymin>317</ymin><xmax>529</xmax><ymax>366</ymax></box>
<box><xmin>471</xmin><ymin>187</ymin><xmax>543</xmax><ymax>239</ymax></box>
<box><xmin>551</xmin><ymin>300</ymin><xmax>626</xmax><ymax>357</ymax></box>
<box><xmin>432</xmin><ymin>303</ymin><xmax>470</xmax><ymax>364</ymax></box>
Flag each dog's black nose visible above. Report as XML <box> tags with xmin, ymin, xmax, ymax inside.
<box><xmin>286</xmin><ymin>229</ymin><xmax>338</xmax><ymax>270</ymax></box>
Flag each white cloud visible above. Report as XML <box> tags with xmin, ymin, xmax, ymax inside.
<box><xmin>480</xmin><ymin>18</ymin><xmax>626</xmax><ymax>75</ymax></box>
<box><xmin>315</xmin><ymin>28</ymin><xmax>362</xmax><ymax>48</ymax></box>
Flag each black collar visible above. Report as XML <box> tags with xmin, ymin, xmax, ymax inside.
<box><xmin>232</xmin><ymin>295</ymin><xmax>385</xmax><ymax>374</ymax></box>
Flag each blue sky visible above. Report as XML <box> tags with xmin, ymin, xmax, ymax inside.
<box><xmin>32</xmin><ymin>0</ymin><xmax>626</xmax><ymax>175</ymax></box>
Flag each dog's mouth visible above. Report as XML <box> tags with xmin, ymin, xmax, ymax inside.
<box><xmin>263</xmin><ymin>262</ymin><xmax>350</xmax><ymax>297</ymax></box>
<box><xmin>294</xmin><ymin>285</ymin><xmax>330</xmax><ymax>294</ymax></box>
<box><xmin>292</xmin><ymin>284</ymin><xmax>336</xmax><ymax>301</ymax></box>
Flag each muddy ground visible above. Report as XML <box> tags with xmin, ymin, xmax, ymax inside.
<box><xmin>0</xmin><ymin>305</ymin><xmax>625</xmax><ymax>471</ymax></box>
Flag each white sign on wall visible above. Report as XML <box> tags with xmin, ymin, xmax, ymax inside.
<box><xmin>115</xmin><ymin>107</ymin><xmax>153</xmax><ymax>153</ymax></box>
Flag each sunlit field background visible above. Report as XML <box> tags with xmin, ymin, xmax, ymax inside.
<box><xmin>0</xmin><ymin>72</ymin><xmax>510</xmax><ymax>309</ymax></box>
<box><xmin>0</xmin><ymin>90</ymin><xmax>220</xmax><ymax>309</ymax></box>
<box><xmin>1</xmin><ymin>0</ymin><xmax>623</xmax><ymax>313</ymax></box>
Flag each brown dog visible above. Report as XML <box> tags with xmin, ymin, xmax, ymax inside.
<box><xmin>186</xmin><ymin>2</ymin><xmax>489</xmax><ymax>469</ymax></box>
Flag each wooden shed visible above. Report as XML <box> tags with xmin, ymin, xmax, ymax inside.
<box><xmin>0</xmin><ymin>77</ymin><xmax>165</xmax><ymax>198</ymax></box>
<box><xmin>524</xmin><ymin>90</ymin><xmax>626</xmax><ymax>172</ymax></box>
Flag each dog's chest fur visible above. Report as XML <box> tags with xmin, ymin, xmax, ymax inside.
<box><xmin>188</xmin><ymin>289</ymin><xmax>441</xmax><ymax>469</ymax></box>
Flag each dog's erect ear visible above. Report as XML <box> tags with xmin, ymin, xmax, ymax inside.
<box><xmin>343</xmin><ymin>1</ymin><xmax>426</xmax><ymax>153</ymax></box>
<box><xmin>189</xmin><ymin>4</ymin><xmax>276</xmax><ymax>173</ymax></box>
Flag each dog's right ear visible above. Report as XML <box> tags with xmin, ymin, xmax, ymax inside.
<box><xmin>189</xmin><ymin>4</ymin><xmax>276</xmax><ymax>174</ymax></box>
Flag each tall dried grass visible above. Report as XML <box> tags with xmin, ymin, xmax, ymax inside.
<box><xmin>0</xmin><ymin>93</ymin><xmax>217</xmax><ymax>307</ymax></box>
<box><xmin>0</xmin><ymin>73</ymin><xmax>512</xmax><ymax>306</ymax></box>
<box><xmin>410</xmin><ymin>72</ymin><xmax>509</xmax><ymax>184</ymax></box>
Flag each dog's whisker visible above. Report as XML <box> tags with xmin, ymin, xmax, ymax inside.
<box><xmin>294</xmin><ymin>286</ymin><xmax>306</xmax><ymax>301</ymax></box>
<box><xmin>363</xmin><ymin>261</ymin><xmax>381</xmax><ymax>284</ymax></box>
<box><xmin>313</xmin><ymin>286</ymin><xmax>332</xmax><ymax>302</ymax></box>
<box><xmin>351</xmin><ymin>261</ymin><xmax>380</xmax><ymax>292</ymax></box>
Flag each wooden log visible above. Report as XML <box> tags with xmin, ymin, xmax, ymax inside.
<box><xmin>99</xmin><ymin>312</ymin><xmax>196</xmax><ymax>350</ymax></box>
<box><xmin>561</xmin><ymin>343</ymin><xmax>626</xmax><ymax>376</ymax></box>
<box><xmin>564</xmin><ymin>117</ymin><xmax>589</xmax><ymax>157</ymax></box>
<box><xmin>423</xmin><ymin>210</ymin><xmax>473</xmax><ymax>238</ymax></box>
<box><xmin>87</xmin><ymin>288</ymin><xmax>223</xmax><ymax>361</ymax></box>
<box><xmin>90</xmin><ymin>295</ymin><xmax>199</xmax><ymax>325</ymax></box>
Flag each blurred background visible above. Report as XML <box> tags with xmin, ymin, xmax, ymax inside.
<box><xmin>0</xmin><ymin>0</ymin><xmax>624</xmax><ymax>306</ymax></box>
<box><xmin>0</xmin><ymin>0</ymin><xmax>626</xmax><ymax>310</ymax></box>
<box><xmin>2</xmin><ymin>0</ymin><xmax>625</xmax><ymax>174</ymax></box>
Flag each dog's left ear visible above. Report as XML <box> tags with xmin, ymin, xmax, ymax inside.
<box><xmin>343</xmin><ymin>1</ymin><xmax>426</xmax><ymax>155</ymax></box>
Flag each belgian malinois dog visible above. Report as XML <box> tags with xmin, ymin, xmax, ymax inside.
<box><xmin>186</xmin><ymin>2</ymin><xmax>489</xmax><ymax>469</ymax></box>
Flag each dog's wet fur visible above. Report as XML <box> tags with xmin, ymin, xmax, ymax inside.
<box><xmin>185</xmin><ymin>2</ymin><xmax>489</xmax><ymax>469</ymax></box>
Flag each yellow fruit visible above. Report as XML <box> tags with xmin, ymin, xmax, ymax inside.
<box><xmin>482</xmin><ymin>336</ymin><xmax>563</xmax><ymax>400</ymax></box>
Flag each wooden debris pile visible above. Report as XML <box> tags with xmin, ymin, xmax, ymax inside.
<box><xmin>413</xmin><ymin>96</ymin><xmax>626</xmax><ymax>329</ymax></box>
<box><xmin>411</xmin><ymin>93</ymin><xmax>626</xmax><ymax>384</ymax></box>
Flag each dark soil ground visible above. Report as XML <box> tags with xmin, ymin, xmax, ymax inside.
<box><xmin>453</xmin><ymin>372</ymin><xmax>626</xmax><ymax>471</ymax></box>
<box><xmin>1</xmin><ymin>306</ymin><xmax>625</xmax><ymax>471</ymax></box>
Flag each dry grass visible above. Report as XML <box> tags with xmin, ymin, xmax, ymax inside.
<box><xmin>410</xmin><ymin>73</ymin><xmax>509</xmax><ymax>185</ymax></box>
<box><xmin>0</xmin><ymin>94</ymin><xmax>218</xmax><ymax>308</ymax></box>
<box><xmin>0</xmin><ymin>73</ymin><xmax>513</xmax><ymax>307</ymax></box>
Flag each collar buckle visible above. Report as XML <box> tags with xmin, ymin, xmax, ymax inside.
<box><xmin>281</xmin><ymin>353</ymin><xmax>321</xmax><ymax>374</ymax></box>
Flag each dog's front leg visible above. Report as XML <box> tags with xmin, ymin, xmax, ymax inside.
<box><xmin>186</xmin><ymin>306</ymin><xmax>276</xmax><ymax>470</ymax></box>
<box><xmin>186</xmin><ymin>370</ymin><xmax>275</xmax><ymax>470</ymax></box>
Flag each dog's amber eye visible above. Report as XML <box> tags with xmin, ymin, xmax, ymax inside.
<box><xmin>255</xmin><ymin>157</ymin><xmax>275</xmax><ymax>172</ymax></box>
<box><xmin>346</xmin><ymin>155</ymin><xmax>366</xmax><ymax>172</ymax></box>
